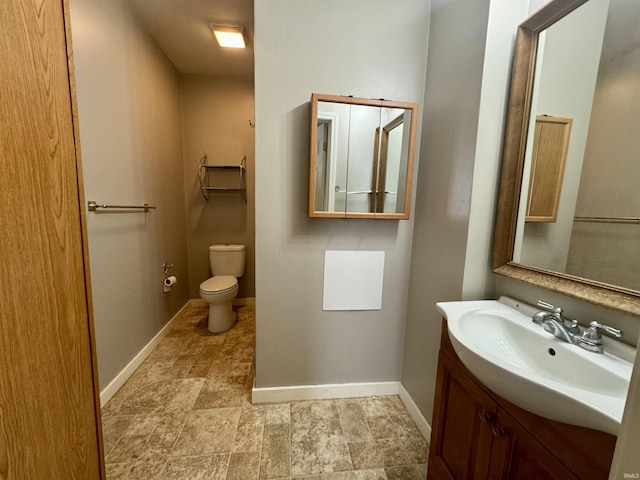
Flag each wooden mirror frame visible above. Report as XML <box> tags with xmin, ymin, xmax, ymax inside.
<box><xmin>308</xmin><ymin>93</ymin><xmax>418</xmax><ymax>220</ymax></box>
<box><xmin>492</xmin><ymin>0</ymin><xmax>640</xmax><ymax>316</ymax></box>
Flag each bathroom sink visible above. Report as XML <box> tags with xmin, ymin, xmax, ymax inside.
<box><xmin>436</xmin><ymin>298</ymin><xmax>634</xmax><ymax>435</ymax></box>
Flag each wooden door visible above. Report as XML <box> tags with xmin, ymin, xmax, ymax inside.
<box><xmin>488</xmin><ymin>409</ymin><xmax>578</xmax><ymax>480</ymax></box>
<box><xmin>427</xmin><ymin>352</ymin><xmax>497</xmax><ymax>480</ymax></box>
<box><xmin>0</xmin><ymin>0</ymin><xmax>104</xmax><ymax>478</ymax></box>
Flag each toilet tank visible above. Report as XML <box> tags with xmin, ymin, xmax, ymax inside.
<box><xmin>209</xmin><ymin>244</ymin><xmax>246</xmax><ymax>277</ymax></box>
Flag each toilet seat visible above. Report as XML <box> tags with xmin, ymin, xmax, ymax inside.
<box><xmin>199</xmin><ymin>275</ymin><xmax>237</xmax><ymax>295</ymax></box>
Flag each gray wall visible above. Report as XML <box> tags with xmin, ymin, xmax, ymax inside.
<box><xmin>401</xmin><ymin>0</ymin><xmax>491</xmax><ymax>422</ymax></box>
<box><xmin>253</xmin><ymin>0</ymin><xmax>429</xmax><ymax>388</ymax></box>
<box><xmin>70</xmin><ymin>0</ymin><xmax>190</xmax><ymax>387</ymax></box>
<box><xmin>180</xmin><ymin>75</ymin><xmax>256</xmax><ymax>299</ymax></box>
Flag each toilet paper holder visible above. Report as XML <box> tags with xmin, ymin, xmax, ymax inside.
<box><xmin>163</xmin><ymin>262</ymin><xmax>174</xmax><ymax>278</ymax></box>
<box><xmin>163</xmin><ymin>263</ymin><xmax>177</xmax><ymax>293</ymax></box>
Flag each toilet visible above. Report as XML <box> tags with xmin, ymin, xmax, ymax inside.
<box><xmin>199</xmin><ymin>244</ymin><xmax>246</xmax><ymax>333</ymax></box>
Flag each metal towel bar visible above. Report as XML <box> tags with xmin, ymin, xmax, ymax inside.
<box><xmin>334</xmin><ymin>189</ymin><xmax>398</xmax><ymax>195</ymax></box>
<box><xmin>573</xmin><ymin>216</ymin><xmax>639</xmax><ymax>224</ymax></box>
<box><xmin>88</xmin><ymin>200</ymin><xmax>156</xmax><ymax>212</ymax></box>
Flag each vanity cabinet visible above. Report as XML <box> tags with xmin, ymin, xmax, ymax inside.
<box><xmin>428</xmin><ymin>321</ymin><xmax>616</xmax><ymax>480</ymax></box>
<box><xmin>487</xmin><ymin>408</ymin><xmax>576</xmax><ymax>479</ymax></box>
<box><xmin>429</xmin><ymin>352</ymin><xmax>497</xmax><ymax>479</ymax></box>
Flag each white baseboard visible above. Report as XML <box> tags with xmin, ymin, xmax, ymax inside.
<box><xmin>399</xmin><ymin>384</ymin><xmax>432</xmax><ymax>441</ymax></box>
<box><xmin>252</xmin><ymin>381</ymin><xmax>401</xmax><ymax>404</ymax></box>
<box><xmin>99</xmin><ymin>301</ymin><xmax>191</xmax><ymax>407</ymax></box>
<box><xmin>190</xmin><ymin>297</ymin><xmax>256</xmax><ymax>307</ymax></box>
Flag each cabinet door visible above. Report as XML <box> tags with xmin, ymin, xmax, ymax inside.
<box><xmin>525</xmin><ymin>115</ymin><xmax>572</xmax><ymax>222</ymax></box>
<box><xmin>488</xmin><ymin>409</ymin><xmax>578</xmax><ymax>480</ymax></box>
<box><xmin>428</xmin><ymin>352</ymin><xmax>497</xmax><ymax>480</ymax></box>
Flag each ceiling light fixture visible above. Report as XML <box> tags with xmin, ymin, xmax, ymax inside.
<box><xmin>211</xmin><ymin>25</ymin><xmax>246</xmax><ymax>49</ymax></box>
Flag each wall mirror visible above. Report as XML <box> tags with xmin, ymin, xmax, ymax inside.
<box><xmin>493</xmin><ymin>0</ymin><xmax>640</xmax><ymax>316</ymax></box>
<box><xmin>308</xmin><ymin>93</ymin><xmax>418</xmax><ymax>219</ymax></box>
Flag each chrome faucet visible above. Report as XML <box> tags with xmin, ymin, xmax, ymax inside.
<box><xmin>532</xmin><ymin>301</ymin><xmax>580</xmax><ymax>340</ymax></box>
<box><xmin>540</xmin><ymin>315</ymin><xmax>575</xmax><ymax>344</ymax></box>
<box><xmin>532</xmin><ymin>300</ymin><xmax>623</xmax><ymax>353</ymax></box>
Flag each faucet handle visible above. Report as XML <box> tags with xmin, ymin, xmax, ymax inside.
<box><xmin>532</xmin><ymin>311</ymin><xmax>549</xmax><ymax>325</ymax></box>
<box><xmin>584</xmin><ymin>321</ymin><xmax>622</xmax><ymax>339</ymax></box>
<box><xmin>537</xmin><ymin>300</ymin><xmax>563</xmax><ymax>315</ymax></box>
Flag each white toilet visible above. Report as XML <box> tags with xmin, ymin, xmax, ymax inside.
<box><xmin>199</xmin><ymin>244</ymin><xmax>246</xmax><ymax>333</ymax></box>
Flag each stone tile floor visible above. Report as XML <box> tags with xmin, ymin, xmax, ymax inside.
<box><xmin>101</xmin><ymin>305</ymin><xmax>429</xmax><ymax>479</ymax></box>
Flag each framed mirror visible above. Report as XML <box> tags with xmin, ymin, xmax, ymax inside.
<box><xmin>493</xmin><ymin>0</ymin><xmax>640</xmax><ymax>316</ymax></box>
<box><xmin>308</xmin><ymin>93</ymin><xmax>418</xmax><ymax>219</ymax></box>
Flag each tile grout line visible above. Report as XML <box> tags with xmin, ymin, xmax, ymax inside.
<box><xmin>255</xmin><ymin>415</ymin><xmax>264</xmax><ymax>480</ymax></box>
<box><xmin>336</xmin><ymin>398</ymin><xmax>356</xmax><ymax>476</ymax></box>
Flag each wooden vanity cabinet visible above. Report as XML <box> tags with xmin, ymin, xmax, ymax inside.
<box><xmin>428</xmin><ymin>320</ymin><xmax>616</xmax><ymax>480</ymax></box>
<box><xmin>487</xmin><ymin>408</ymin><xmax>577</xmax><ymax>479</ymax></box>
<box><xmin>428</xmin><ymin>352</ymin><xmax>497</xmax><ymax>479</ymax></box>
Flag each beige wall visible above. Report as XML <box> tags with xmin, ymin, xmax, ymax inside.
<box><xmin>180</xmin><ymin>75</ymin><xmax>255</xmax><ymax>298</ymax></box>
<box><xmin>254</xmin><ymin>0</ymin><xmax>429</xmax><ymax>388</ymax></box>
<box><xmin>69</xmin><ymin>0</ymin><xmax>189</xmax><ymax>387</ymax></box>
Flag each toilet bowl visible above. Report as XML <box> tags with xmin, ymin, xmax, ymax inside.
<box><xmin>199</xmin><ymin>244</ymin><xmax>245</xmax><ymax>333</ymax></box>
<box><xmin>199</xmin><ymin>275</ymin><xmax>238</xmax><ymax>332</ymax></box>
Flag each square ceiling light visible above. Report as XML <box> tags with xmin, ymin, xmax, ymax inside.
<box><xmin>211</xmin><ymin>25</ymin><xmax>246</xmax><ymax>49</ymax></box>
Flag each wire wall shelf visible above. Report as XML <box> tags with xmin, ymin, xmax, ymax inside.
<box><xmin>199</xmin><ymin>154</ymin><xmax>246</xmax><ymax>203</ymax></box>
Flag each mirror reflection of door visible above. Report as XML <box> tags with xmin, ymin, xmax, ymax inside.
<box><xmin>315</xmin><ymin>118</ymin><xmax>331</xmax><ymax>211</ymax></box>
<box><xmin>315</xmin><ymin>101</ymin><xmax>350</xmax><ymax>213</ymax></box>
<box><xmin>372</xmin><ymin>112</ymin><xmax>405</xmax><ymax>213</ymax></box>
<box><xmin>371</xmin><ymin>109</ymin><xmax>409</xmax><ymax>214</ymax></box>
<box><xmin>315</xmin><ymin>111</ymin><xmax>340</xmax><ymax>212</ymax></box>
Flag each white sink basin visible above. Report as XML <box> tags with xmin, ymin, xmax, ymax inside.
<box><xmin>437</xmin><ymin>298</ymin><xmax>634</xmax><ymax>435</ymax></box>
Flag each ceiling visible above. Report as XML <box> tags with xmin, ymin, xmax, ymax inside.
<box><xmin>126</xmin><ymin>0</ymin><xmax>637</xmax><ymax>79</ymax></box>
<box><xmin>128</xmin><ymin>0</ymin><xmax>254</xmax><ymax>78</ymax></box>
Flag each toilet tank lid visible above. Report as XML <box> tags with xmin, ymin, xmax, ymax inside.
<box><xmin>209</xmin><ymin>244</ymin><xmax>245</xmax><ymax>252</ymax></box>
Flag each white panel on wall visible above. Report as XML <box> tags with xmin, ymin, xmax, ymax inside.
<box><xmin>323</xmin><ymin>251</ymin><xmax>385</xmax><ymax>311</ymax></box>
